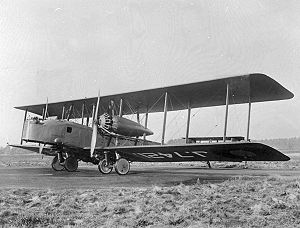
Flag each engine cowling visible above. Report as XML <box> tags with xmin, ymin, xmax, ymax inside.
<box><xmin>99</xmin><ymin>113</ymin><xmax>153</xmax><ymax>137</ymax></box>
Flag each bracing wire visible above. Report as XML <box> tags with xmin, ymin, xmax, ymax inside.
<box><xmin>147</xmin><ymin>93</ymin><xmax>165</xmax><ymax>113</ymax></box>
<box><xmin>167</xmin><ymin>89</ymin><xmax>222</xmax><ymax>140</ymax></box>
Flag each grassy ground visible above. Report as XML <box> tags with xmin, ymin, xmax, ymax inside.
<box><xmin>0</xmin><ymin>154</ymin><xmax>52</xmax><ymax>168</ymax></box>
<box><xmin>0</xmin><ymin>151</ymin><xmax>299</xmax><ymax>227</ymax></box>
<box><xmin>0</xmin><ymin>175</ymin><xmax>299</xmax><ymax>227</ymax></box>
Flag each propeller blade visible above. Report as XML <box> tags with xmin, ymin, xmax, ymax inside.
<box><xmin>90</xmin><ymin>91</ymin><xmax>100</xmax><ymax>157</ymax></box>
<box><xmin>110</xmin><ymin>100</ymin><xmax>115</xmax><ymax>116</ymax></box>
<box><xmin>90</xmin><ymin>123</ymin><xmax>98</xmax><ymax>157</ymax></box>
<box><xmin>94</xmin><ymin>91</ymin><xmax>100</xmax><ymax>121</ymax></box>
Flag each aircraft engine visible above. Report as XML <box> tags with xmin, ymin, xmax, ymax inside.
<box><xmin>99</xmin><ymin>113</ymin><xmax>153</xmax><ymax>137</ymax></box>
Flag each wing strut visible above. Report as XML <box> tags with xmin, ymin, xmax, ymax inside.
<box><xmin>119</xmin><ymin>98</ymin><xmax>123</xmax><ymax>117</ymax></box>
<box><xmin>134</xmin><ymin>109</ymin><xmax>140</xmax><ymax>146</ymax></box>
<box><xmin>223</xmin><ymin>83</ymin><xmax>229</xmax><ymax>142</ymax></box>
<box><xmin>61</xmin><ymin>105</ymin><xmax>65</xmax><ymax>119</ymax></box>
<box><xmin>81</xmin><ymin>102</ymin><xmax>85</xmax><ymax>125</ymax></box>
<box><xmin>67</xmin><ymin>104</ymin><xmax>73</xmax><ymax>121</ymax></box>
<box><xmin>42</xmin><ymin>97</ymin><xmax>48</xmax><ymax>120</ymax></box>
<box><xmin>91</xmin><ymin>103</ymin><xmax>95</xmax><ymax>124</ymax></box>
<box><xmin>185</xmin><ymin>100</ymin><xmax>191</xmax><ymax>143</ymax></box>
<box><xmin>136</xmin><ymin>109</ymin><xmax>140</xmax><ymax>124</ymax></box>
<box><xmin>161</xmin><ymin>92</ymin><xmax>168</xmax><ymax>145</ymax></box>
<box><xmin>246</xmin><ymin>98</ymin><xmax>252</xmax><ymax>141</ymax></box>
<box><xmin>86</xmin><ymin>110</ymin><xmax>90</xmax><ymax>126</ymax></box>
<box><xmin>143</xmin><ymin>109</ymin><xmax>149</xmax><ymax>141</ymax></box>
<box><xmin>115</xmin><ymin>98</ymin><xmax>123</xmax><ymax>146</ymax></box>
<box><xmin>20</xmin><ymin>109</ymin><xmax>28</xmax><ymax>145</ymax></box>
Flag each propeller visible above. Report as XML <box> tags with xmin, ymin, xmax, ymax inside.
<box><xmin>90</xmin><ymin>91</ymin><xmax>100</xmax><ymax>157</ymax></box>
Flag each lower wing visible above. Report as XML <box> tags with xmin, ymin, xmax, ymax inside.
<box><xmin>89</xmin><ymin>142</ymin><xmax>290</xmax><ymax>162</ymax></box>
<box><xmin>8</xmin><ymin>144</ymin><xmax>56</xmax><ymax>156</ymax></box>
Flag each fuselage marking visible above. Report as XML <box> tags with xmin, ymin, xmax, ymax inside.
<box><xmin>136</xmin><ymin>151</ymin><xmax>208</xmax><ymax>159</ymax></box>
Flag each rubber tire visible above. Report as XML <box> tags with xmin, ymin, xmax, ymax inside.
<box><xmin>98</xmin><ymin>159</ymin><xmax>113</xmax><ymax>174</ymax></box>
<box><xmin>115</xmin><ymin>158</ymin><xmax>130</xmax><ymax>175</ymax></box>
<box><xmin>64</xmin><ymin>156</ymin><xmax>78</xmax><ymax>172</ymax></box>
<box><xmin>51</xmin><ymin>155</ymin><xmax>65</xmax><ymax>171</ymax></box>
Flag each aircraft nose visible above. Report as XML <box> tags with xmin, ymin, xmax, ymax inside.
<box><xmin>144</xmin><ymin>128</ymin><xmax>154</xmax><ymax>136</ymax></box>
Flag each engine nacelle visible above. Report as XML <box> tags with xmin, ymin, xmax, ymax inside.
<box><xmin>99</xmin><ymin>113</ymin><xmax>153</xmax><ymax>137</ymax></box>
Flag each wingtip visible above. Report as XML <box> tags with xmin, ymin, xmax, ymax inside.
<box><xmin>283</xmin><ymin>154</ymin><xmax>290</xmax><ymax>161</ymax></box>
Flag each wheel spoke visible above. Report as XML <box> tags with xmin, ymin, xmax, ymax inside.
<box><xmin>115</xmin><ymin>158</ymin><xmax>130</xmax><ymax>175</ymax></box>
<box><xmin>51</xmin><ymin>155</ymin><xmax>65</xmax><ymax>171</ymax></box>
<box><xmin>98</xmin><ymin>159</ymin><xmax>113</xmax><ymax>174</ymax></box>
<box><xmin>64</xmin><ymin>156</ymin><xmax>78</xmax><ymax>172</ymax></box>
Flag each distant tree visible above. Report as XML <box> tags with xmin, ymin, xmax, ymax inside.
<box><xmin>256</xmin><ymin>137</ymin><xmax>300</xmax><ymax>151</ymax></box>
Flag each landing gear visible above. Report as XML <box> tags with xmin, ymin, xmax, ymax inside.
<box><xmin>115</xmin><ymin>158</ymin><xmax>130</xmax><ymax>175</ymax></box>
<box><xmin>243</xmin><ymin>161</ymin><xmax>248</xmax><ymax>169</ymax></box>
<box><xmin>207</xmin><ymin>161</ymin><xmax>212</xmax><ymax>169</ymax></box>
<box><xmin>51</xmin><ymin>155</ymin><xmax>65</xmax><ymax>171</ymax></box>
<box><xmin>64</xmin><ymin>156</ymin><xmax>78</xmax><ymax>172</ymax></box>
<box><xmin>98</xmin><ymin>159</ymin><xmax>113</xmax><ymax>174</ymax></box>
<box><xmin>96</xmin><ymin>151</ymin><xmax>130</xmax><ymax>175</ymax></box>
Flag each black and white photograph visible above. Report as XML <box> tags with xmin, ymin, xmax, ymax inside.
<box><xmin>0</xmin><ymin>0</ymin><xmax>299</xmax><ymax>227</ymax></box>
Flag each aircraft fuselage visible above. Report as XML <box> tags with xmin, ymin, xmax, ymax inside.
<box><xmin>22</xmin><ymin>119</ymin><xmax>155</xmax><ymax>149</ymax></box>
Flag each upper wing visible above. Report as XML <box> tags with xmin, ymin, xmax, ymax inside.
<box><xmin>14</xmin><ymin>73</ymin><xmax>293</xmax><ymax>117</ymax></box>
<box><xmin>89</xmin><ymin>142</ymin><xmax>290</xmax><ymax>162</ymax></box>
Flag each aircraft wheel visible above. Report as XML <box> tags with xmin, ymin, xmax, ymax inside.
<box><xmin>115</xmin><ymin>158</ymin><xmax>130</xmax><ymax>175</ymax></box>
<box><xmin>98</xmin><ymin>159</ymin><xmax>113</xmax><ymax>174</ymax></box>
<box><xmin>51</xmin><ymin>155</ymin><xmax>65</xmax><ymax>171</ymax></box>
<box><xmin>64</xmin><ymin>156</ymin><xmax>78</xmax><ymax>172</ymax></box>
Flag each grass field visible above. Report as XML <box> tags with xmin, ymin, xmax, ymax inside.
<box><xmin>0</xmin><ymin>150</ymin><xmax>299</xmax><ymax>227</ymax></box>
<box><xmin>0</xmin><ymin>175</ymin><xmax>299</xmax><ymax>227</ymax></box>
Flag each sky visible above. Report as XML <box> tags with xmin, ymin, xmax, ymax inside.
<box><xmin>0</xmin><ymin>0</ymin><xmax>300</xmax><ymax>146</ymax></box>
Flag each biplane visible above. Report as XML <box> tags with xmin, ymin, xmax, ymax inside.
<box><xmin>10</xmin><ymin>73</ymin><xmax>293</xmax><ymax>175</ymax></box>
